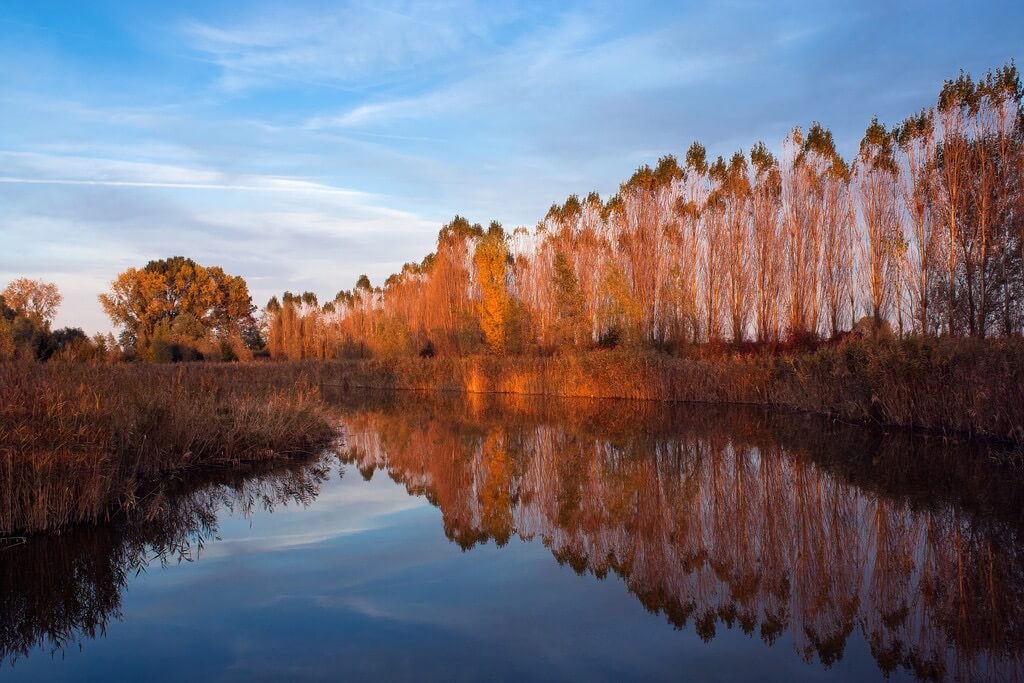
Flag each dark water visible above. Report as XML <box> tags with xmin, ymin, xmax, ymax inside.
<box><xmin>3</xmin><ymin>393</ymin><xmax>1024</xmax><ymax>682</ymax></box>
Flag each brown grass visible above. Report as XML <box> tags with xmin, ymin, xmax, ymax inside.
<box><xmin>0</xmin><ymin>362</ymin><xmax>338</xmax><ymax>535</ymax></box>
<box><xmin>4</xmin><ymin>335</ymin><xmax>1020</xmax><ymax>532</ymax></box>
<box><xmin>315</xmin><ymin>336</ymin><xmax>1024</xmax><ymax>442</ymax></box>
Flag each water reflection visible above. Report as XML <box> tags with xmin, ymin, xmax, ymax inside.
<box><xmin>2</xmin><ymin>392</ymin><xmax>1023</xmax><ymax>681</ymax></box>
<box><xmin>0</xmin><ymin>457</ymin><xmax>331</xmax><ymax>666</ymax></box>
<box><xmin>336</xmin><ymin>393</ymin><xmax>1024</xmax><ymax>682</ymax></box>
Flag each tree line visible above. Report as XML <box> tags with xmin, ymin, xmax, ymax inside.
<box><xmin>4</xmin><ymin>62</ymin><xmax>1021</xmax><ymax>363</ymax></box>
<box><xmin>262</xmin><ymin>62</ymin><xmax>1024</xmax><ymax>360</ymax></box>
<box><xmin>0</xmin><ymin>278</ymin><xmax>120</xmax><ymax>362</ymax></box>
<box><xmin>2</xmin><ymin>256</ymin><xmax>258</xmax><ymax>362</ymax></box>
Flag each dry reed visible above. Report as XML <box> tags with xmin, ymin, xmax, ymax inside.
<box><xmin>0</xmin><ymin>362</ymin><xmax>337</xmax><ymax>534</ymax></box>
<box><xmin>315</xmin><ymin>336</ymin><xmax>1024</xmax><ymax>442</ymax></box>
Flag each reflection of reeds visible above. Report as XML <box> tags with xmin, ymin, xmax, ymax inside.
<box><xmin>0</xmin><ymin>363</ymin><xmax>338</xmax><ymax>535</ymax></box>
<box><xmin>0</xmin><ymin>454</ymin><xmax>332</xmax><ymax>666</ymax></box>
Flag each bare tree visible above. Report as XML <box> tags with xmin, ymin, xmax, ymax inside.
<box><xmin>856</xmin><ymin>117</ymin><xmax>902</xmax><ymax>325</ymax></box>
<box><xmin>800</xmin><ymin>125</ymin><xmax>854</xmax><ymax>337</ymax></box>
<box><xmin>896</xmin><ymin>110</ymin><xmax>938</xmax><ymax>334</ymax></box>
<box><xmin>719</xmin><ymin>152</ymin><xmax>752</xmax><ymax>342</ymax></box>
<box><xmin>784</xmin><ymin>126</ymin><xmax>825</xmax><ymax>339</ymax></box>
<box><xmin>750</xmin><ymin>143</ymin><xmax>784</xmax><ymax>343</ymax></box>
<box><xmin>936</xmin><ymin>72</ymin><xmax>973</xmax><ymax>334</ymax></box>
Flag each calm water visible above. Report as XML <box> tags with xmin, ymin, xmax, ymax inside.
<box><xmin>3</xmin><ymin>392</ymin><xmax>1023</xmax><ymax>682</ymax></box>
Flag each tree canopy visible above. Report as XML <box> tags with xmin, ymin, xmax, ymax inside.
<box><xmin>99</xmin><ymin>256</ymin><xmax>254</xmax><ymax>359</ymax></box>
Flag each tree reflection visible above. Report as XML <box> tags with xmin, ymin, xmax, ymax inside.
<box><xmin>3</xmin><ymin>393</ymin><xmax>1022</xmax><ymax>681</ymax></box>
<box><xmin>0</xmin><ymin>457</ymin><xmax>331</xmax><ymax>667</ymax></box>
<box><xmin>338</xmin><ymin>394</ymin><xmax>1024</xmax><ymax>682</ymax></box>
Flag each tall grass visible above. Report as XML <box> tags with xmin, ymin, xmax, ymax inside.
<box><xmin>316</xmin><ymin>336</ymin><xmax>1024</xmax><ymax>442</ymax></box>
<box><xmin>0</xmin><ymin>362</ymin><xmax>337</xmax><ymax>534</ymax></box>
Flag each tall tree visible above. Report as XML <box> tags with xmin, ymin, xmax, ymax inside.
<box><xmin>719</xmin><ymin>151</ymin><xmax>752</xmax><ymax>343</ymax></box>
<box><xmin>750</xmin><ymin>143</ymin><xmax>784</xmax><ymax>343</ymax></box>
<box><xmin>856</xmin><ymin>118</ymin><xmax>902</xmax><ymax>325</ymax></box>
<box><xmin>936</xmin><ymin>71</ymin><xmax>973</xmax><ymax>334</ymax></box>
<box><xmin>896</xmin><ymin>109</ymin><xmax>938</xmax><ymax>334</ymax></box>
<box><xmin>474</xmin><ymin>223</ymin><xmax>511</xmax><ymax>353</ymax></box>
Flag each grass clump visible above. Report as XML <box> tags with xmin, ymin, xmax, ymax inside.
<box><xmin>0</xmin><ymin>362</ymin><xmax>337</xmax><ymax>534</ymax></box>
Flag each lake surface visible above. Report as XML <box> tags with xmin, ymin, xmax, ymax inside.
<box><xmin>3</xmin><ymin>392</ymin><xmax>1023</xmax><ymax>681</ymax></box>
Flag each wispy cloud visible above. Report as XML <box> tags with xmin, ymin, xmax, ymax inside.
<box><xmin>0</xmin><ymin>151</ymin><xmax>372</xmax><ymax>199</ymax></box>
<box><xmin>0</xmin><ymin>149</ymin><xmax>440</xmax><ymax>332</ymax></box>
<box><xmin>301</xmin><ymin>13</ymin><xmax>745</xmax><ymax>133</ymax></box>
<box><xmin>182</xmin><ymin>1</ymin><xmax>514</xmax><ymax>92</ymax></box>
<box><xmin>0</xmin><ymin>175</ymin><xmax>370</xmax><ymax>198</ymax></box>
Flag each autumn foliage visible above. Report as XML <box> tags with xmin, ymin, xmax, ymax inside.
<box><xmin>260</xmin><ymin>62</ymin><xmax>1024</xmax><ymax>360</ymax></box>
<box><xmin>99</xmin><ymin>256</ymin><xmax>256</xmax><ymax>361</ymax></box>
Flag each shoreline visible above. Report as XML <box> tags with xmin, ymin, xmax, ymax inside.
<box><xmin>312</xmin><ymin>336</ymin><xmax>1024</xmax><ymax>444</ymax></box>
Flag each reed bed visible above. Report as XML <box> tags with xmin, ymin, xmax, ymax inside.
<box><xmin>0</xmin><ymin>363</ymin><xmax>337</xmax><ymax>535</ymax></box>
<box><xmin>318</xmin><ymin>336</ymin><xmax>1024</xmax><ymax>443</ymax></box>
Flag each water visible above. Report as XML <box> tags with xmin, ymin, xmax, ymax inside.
<box><xmin>2</xmin><ymin>392</ymin><xmax>1023</xmax><ymax>682</ymax></box>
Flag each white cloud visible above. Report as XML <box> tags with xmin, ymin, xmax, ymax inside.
<box><xmin>300</xmin><ymin>13</ymin><xmax>744</xmax><ymax>133</ymax></box>
<box><xmin>0</xmin><ymin>150</ymin><xmax>374</xmax><ymax>199</ymax></box>
<box><xmin>0</xmin><ymin>149</ymin><xmax>441</xmax><ymax>333</ymax></box>
<box><xmin>182</xmin><ymin>1</ymin><xmax>514</xmax><ymax>92</ymax></box>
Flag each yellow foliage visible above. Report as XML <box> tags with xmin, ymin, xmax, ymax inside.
<box><xmin>474</xmin><ymin>233</ymin><xmax>510</xmax><ymax>353</ymax></box>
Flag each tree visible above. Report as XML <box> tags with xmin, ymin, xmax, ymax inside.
<box><xmin>475</xmin><ymin>222</ymin><xmax>511</xmax><ymax>353</ymax></box>
<box><xmin>428</xmin><ymin>216</ymin><xmax>483</xmax><ymax>353</ymax></box>
<box><xmin>719</xmin><ymin>151</ymin><xmax>752</xmax><ymax>343</ymax></box>
<box><xmin>750</xmin><ymin>142</ymin><xmax>784</xmax><ymax>343</ymax></box>
<box><xmin>856</xmin><ymin>117</ymin><xmax>902</xmax><ymax>325</ymax></box>
<box><xmin>984</xmin><ymin>63</ymin><xmax>1024</xmax><ymax>335</ymax></box>
<box><xmin>801</xmin><ymin>125</ymin><xmax>854</xmax><ymax>338</ymax></box>
<box><xmin>896</xmin><ymin>109</ymin><xmax>938</xmax><ymax>334</ymax></box>
<box><xmin>99</xmin><ymin>257</ymin><xmax>254</xmax><ymax>359</ymax></box>
<box><xmin>936</xmin><ymin>71</ymin><xmax>973</xmax><ymax>334</ymax></box>
<box><xmin>0</xmin><ymin>280</ymin><xmax>64</xmax><ymax>360</ymax></box>
<box><xmin>784</xmin><ymin>126</ymin><xmax>825</xmax><ymax>339</ymax></box>
<box><xmin>2</xmin><ymin>278</ymin><xmax>62</xmax><ymax>324</ymax></box>
<box><xmin>552</xmin><ymin>248</ymin><xmax>586</xmax><ymax>346</ymax></box>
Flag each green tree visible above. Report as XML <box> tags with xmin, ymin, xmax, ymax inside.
<box><xmin>552</xmin><ymin>249</ymin><xmax>585</xmax><ymax>346</ymax></box>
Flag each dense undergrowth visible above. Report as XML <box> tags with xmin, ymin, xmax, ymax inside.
<box><xmin>3</xmin><ymin>335</ymin><xmax>1021</xmax><ymax>533</ymax></box>
<box><xmin>0</xmin><ymin>363</ymin><xmax>337</xmax><ymax>534</ymax></box>
<box><xmin>319</xmin><ymin>335</ymin><xmax>1024</xmax><ymax>442</ymax></box>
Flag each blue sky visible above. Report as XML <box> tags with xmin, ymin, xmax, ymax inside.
<box><xmin>1</xmin><ymin>0</ymin><xmax>1021</xmax><ymax>333</ymax></box>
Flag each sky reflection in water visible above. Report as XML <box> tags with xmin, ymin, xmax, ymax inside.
<box><xmin>2</xmin><ymin>393</ymin><xmax>1022</xmax><ymax>682</ymax></box>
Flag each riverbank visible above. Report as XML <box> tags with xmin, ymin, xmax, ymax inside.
<box><xmin>4</xmin><ymin>335</ymin><xmax>1021</xmax><ymax>533</ymax></box>
<box><xmin>322</xmin><ymin>336</ymin><xmax>1024</xmax><ymax>443</ymax></box>
<box><xmin>0</xmin><ymin>363</ymin><xmax>338</xmax><ymax>535</ymax></box>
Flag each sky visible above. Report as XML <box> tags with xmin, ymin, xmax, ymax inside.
<box><xmin>1</xmin><ymin>0</ymin><xmax>1022</xmax><ymax>334</ymax></box>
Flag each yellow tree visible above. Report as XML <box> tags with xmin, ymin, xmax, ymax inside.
<box><xmin>2</xmin><ymin>278</ymin><xmax>62</xmax><ymax>324</ymax></box>
<box><xmin>100</xmin><ymin>256</ymin><xmax>253</xmax><ymax>356</ymax></box>
<box><xmin>474</xmin><ymin>222</ymin><xmax>510</xmax><ymax>353</ymax></box>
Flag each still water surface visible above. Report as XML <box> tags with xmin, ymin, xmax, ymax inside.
<box><xmin>3</xmin><ymin>392</ymin><xmax>1023</xmax><ymax>681</ymax></box>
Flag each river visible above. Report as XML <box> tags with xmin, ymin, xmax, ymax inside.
<box><xmin>2</xmin><ymin>392</ymin><xmax>1022</xmax><ymax>681</ymax></box>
